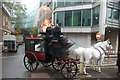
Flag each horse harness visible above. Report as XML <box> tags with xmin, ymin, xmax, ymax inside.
<box><xmin>93</xmin><ymin>45</ymin><xmax>106</xmax><ymax>62</ymax></box>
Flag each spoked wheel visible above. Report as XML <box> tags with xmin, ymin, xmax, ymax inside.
<box><xmin>41</xmin><ymin>62</ymin><xmax>52</xmax><ymax>67</ymax></box>
<box><xmin>23</xmin><ymin>53</ymin><xmax>39</xmax><ymax>72</ymax></box>
<box><xmin>52</xmin><ymin>58</ymin><xmax>62</xmax><ymax>71</ymax></box>
<box><xmin>61</xmin><ymin>61</ymin><xmax>78</xmax><ymax>79</ymax></box>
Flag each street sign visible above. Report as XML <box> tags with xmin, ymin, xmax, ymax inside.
<box><xmin>96</xmin><ymin>33</ymin><xmax>101</xmax><ymax>39</ymax></box>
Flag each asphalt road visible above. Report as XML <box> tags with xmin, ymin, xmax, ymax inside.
<box><xmin>2</xmin><ymin>44</ymin><xmax>31</xmax><ymax>78</ymax></box>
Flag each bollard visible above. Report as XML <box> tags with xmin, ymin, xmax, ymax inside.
<box><xmin>79</xmin><ymin>55</ymin><xmax>84</xmax><ymax>74</ymax></box>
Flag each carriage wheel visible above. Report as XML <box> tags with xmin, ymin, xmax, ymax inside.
<box><xmin>41</xmin><ymin>62</ymin><xmax>52</xmax><ymax>67</ymax></box>
<box><xmin>52</xmin><ymin>58</ymin><xmax>62</xmax><ymax>71</ymax></box>
<box><xmin>61</xmin><ymin>61</ymin><xmax>77</xmax><ymax>78</ymax></box>
<box><xmin>23</xmin><ymin>53</ymin><xmax>39</xmax><ymax>72</ymax></box>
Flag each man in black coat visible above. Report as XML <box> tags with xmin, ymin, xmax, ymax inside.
<box><xmin>44</xmin><ymin>25</ymin><xmax>54</xmax><ymax>62</ymax></box>
<box><xmin>117</xmin><ymin>52</ymin><xmax>120</xmax><ymax>74</ymax></box>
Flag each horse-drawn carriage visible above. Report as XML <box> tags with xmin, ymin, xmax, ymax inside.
<box><xmin>23</xmin><ymin>34</ymin><xmax>79</xmax><ymax>78</ymax></box>
<box><xmin>23</xmin><ymin>33</ymin><xmax>113</xmax><ymax>78</ymax></box>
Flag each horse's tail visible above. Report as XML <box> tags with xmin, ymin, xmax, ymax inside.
<box><xmin>74</xmin><ymin>47</ymin><xmax>85</xmax><ymax>63</ymax></box>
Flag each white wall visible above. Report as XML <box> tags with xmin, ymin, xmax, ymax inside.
<box><xmin>65</xmin><ymin>33</ymin><xmax>91</xmax><ymax>50</ymax></box>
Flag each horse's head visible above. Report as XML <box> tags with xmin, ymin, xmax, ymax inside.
<box><xmin>103</xmin><ymin>39</ymin><xmax>113</xmax><ymax>50</ymax></box>
<box><xmin>106</xmin><ymin>39</ymin><xmax>113</xmax><ymax>50</ymax></box>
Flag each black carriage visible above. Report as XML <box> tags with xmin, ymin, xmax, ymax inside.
<box><xmin>23</xmin><ymin>34</ymin><xmax>79</xmax><ymax>78</ymax></box>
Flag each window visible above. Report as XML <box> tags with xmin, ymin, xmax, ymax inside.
<box><xmin>64</xmin><ymin>0</ymin><xmax>73</xmax><ymax>6</ymax></box>
<box><xmin>93</xmin><ymin>5</ymin><xmax>100</xmax><ymax>26</ymax></box>
<box><xmin>74</xmin><ymin>0</ymin><xmax>82</xmax><ymax>5</ymax></box>
<box><xmin>107</xmin><ymin>8</ymin><xmax>112</xmax><ymax>19</ymax></box>
<box><xmin>57</xmin><ymin>0</ymin><xmax>64</xmax><ymax>7</ymax></box>
<box><xmin>65</xmin><ymin>11</ymin><xmax>72</xmax><ymax>26</ymax></box>
<box><xmin>83</xmin><ymin>0</ymin><xmax>92</xmax><ymax>4</ymax></box>
<box><xmin>113</xmin><ymin>9</ymin><xmax>119</xmax><ymax>20</ymax></box>
<box><xmin>73</xmin><ymin>10</ymin><xmax>81</xmax><ymax>26</ymax></box>
<box><xmin>56</xmin><ymin>12</ymin><xmax>64</xmax><ymax>26</ymax></box>
<box><xmin>82</xmin><ymin>9</ymin><xmax>91</xmax><ymax>26</ymax></box>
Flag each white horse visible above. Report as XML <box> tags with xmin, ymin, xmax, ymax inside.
<box><xmin>73</xmin><ymin>39</ymin><xmax>113</xmax><ymax>74</ymax></box>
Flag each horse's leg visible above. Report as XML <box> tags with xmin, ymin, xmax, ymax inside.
<box><xmin>89</xmin><ymin>59</ymin><xmax>93</xmax><ymax>70</ymax></box>
<box><xmin>83</xmin><ymin>63</ymin><xmax>87</xmax><ymax>74</ymax></box>
<box><xmin>83</xmin><ymin>60</ymin><xmax>89</xmax><ymax>75</ymax></box>
<box><xmin>93</xmin><ymin>60</ymin><xmax>97</xmax><ymax>71</ymax></box>
<box><xmin>98</xmin><ymin>55</ymin><xmax>105</xmax><ymax>72</ymax></box>
<box><xmin>97</xmin><ymin>61</ymin><xmax>102</xmax><ymax>72</ymax></box>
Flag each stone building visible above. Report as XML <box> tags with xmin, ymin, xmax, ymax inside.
<box><xmin>0</xmin><ymin>2</ymin><xmax>12</xmax><ymax>52</ymax></box>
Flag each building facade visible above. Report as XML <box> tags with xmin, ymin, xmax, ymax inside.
<box><xmin>53</xmin><ymin>0</ymin><xmax>120</xmax><ymax>54</ymax></box>
<box><xmin>36</xmin><ymin>0</ymin><xmax>120</xmax><ymax>54</ymax></box>
<box><xmin>0</xmin><ymin>2</ymin><xmax>12</xmax><ymax>52</ymax></box>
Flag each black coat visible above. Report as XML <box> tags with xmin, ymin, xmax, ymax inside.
<box><xmin>46</xmin><ymin>27</ymin><xmax>53</xmax><ymax>37</ymax></box>
<box><xmin>117</xmin><ymin>53</ymin><xmax>120</xmax><ymax>66</ymax></box>
<box><xmin>53</xmin><ymin>26</ymin><xmax>62</xmax><ymax>38</ymax></box>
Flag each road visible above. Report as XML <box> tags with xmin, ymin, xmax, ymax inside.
<box><xmin>1</xmin><ymin>44</ymin><xmax>120</xmax><ymax>79</ymax></box>
<box><xmin>2</xmin><ymin>44</ymin><xmax>30</xmax><ymax>78</ymax></box>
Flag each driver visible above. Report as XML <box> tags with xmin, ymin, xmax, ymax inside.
<box><xmin>44</xmin><ymin>24</ymin><xmax>54</xmax><ymax>62</ymax></box>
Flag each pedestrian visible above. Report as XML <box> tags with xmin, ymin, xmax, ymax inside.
<box><xmin>117</xmin><ymin>52</ymin><xmax>120</xmax><ymax>74</ymax></box>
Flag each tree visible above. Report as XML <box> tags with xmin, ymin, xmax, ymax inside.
<box><xmin>29</xmin><ymin>26</ymin><xmax>39</xmax><ymax>35</ymax></box>
<box><xmin>4</xmin><ymin>2</ymin><xmax>27</xmax><ymax>29</ymax></box>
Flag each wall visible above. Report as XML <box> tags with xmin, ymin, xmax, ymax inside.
<box><xmin>64</xmin><ymin>33</ymin><xmax>91</xmax><ymax>50</ymax></box>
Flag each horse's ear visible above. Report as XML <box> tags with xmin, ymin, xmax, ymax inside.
<box><xmin>107</xmin><ymin>39</ymin><xmax>109</xmax><ymax>41</ymax></box>
<box><xmin>107</xmin><ymin>39</ymin><xmax>110</xmax><ymax>42</ymax></box>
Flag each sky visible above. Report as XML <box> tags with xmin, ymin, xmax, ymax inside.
<box><xmin>21</xmin><ymin>0</ymin><xmax>40</xmax><ymax>28</ymax></box>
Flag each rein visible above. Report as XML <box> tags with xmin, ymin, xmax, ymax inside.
<box><xmin>99</xmin><ymin>46</ymin><xmax>106</xmax><ymax>54</ymax></box>
<box><xmin>93</xmin><ymin>46</ymin><xmax>102</xmax><ymax>61</ymax></box>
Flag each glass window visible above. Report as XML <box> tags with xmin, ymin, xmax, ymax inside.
<box><xmin>113</xmin><ymin>9</ymin><xmax>119</xmax><ymax>20</ymax></box>
<box><xmin>83</xmin><ymin>0</ymin><xmax>92</xmax><ymax>4</ymax></box>
<box><xmin>64</xmin><ymin>0</ymin><xmax>73</xmax><ymax>6</ymax></box>
<box><xmin>57</xmin><ymin>0</ymin><xmax>64</xmax><ymax>7</ymax></box>
<box><xmin>54</xmin><ymin>1</ymin><xmax>57</xmax><ymax>8</ymax></box>
<box><xmin>93</xmin><ymin>0</ymin><xmax>98</xmax><ymax>3</ymax></box>
<box><xmin>82</xmin><ymin>9</ymin><xmax>91</xmax><ymax>26</ymax></box>
<box><xmin>73</xmin><ymin>10</ymin><xmax>81</xmax><ymax>26</ymax></box>
<box><xmin>92</xmin><ymin>5</ymin><xmax>100</xmax><ymax>26</ymax></box>
<box><xmin>74</xmin><ymin>0</ymin><xmax>82</xmax><ymax>5</ymax></box>
<box><xmin>65</xmin><ymin>11</ymin><xmax>72</xmax><ymax>26</ymax></box>
<box><xmin>56</xmin><ymin>12</ymin><xmax>64</xmax><ymax>26</ymax></box>
<box><xmin>107</xmin><ymin>8</ymin><xmax>112</xmax><ymax>19</ymax></box>
<box><xmin>57</xmin><ymin>2</ymin><xmax>64</xmax><ymax>7</ymax></box>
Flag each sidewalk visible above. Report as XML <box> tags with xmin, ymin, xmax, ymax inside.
<box><xmin>102</xmin><ymin>58</ymin><xmax>117</xmax><ymax>66</ymax></box>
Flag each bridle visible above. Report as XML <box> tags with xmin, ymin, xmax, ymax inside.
<box><xmin>107</xmin><ymin>40</ymin><xmax>112</xmax><ymax>46</ymax></box>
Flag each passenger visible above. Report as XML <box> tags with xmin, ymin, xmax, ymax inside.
<box><xmin>53</xmin><ymin>23</ymin><xmax>73</xmax><ymax>50</ymax></box>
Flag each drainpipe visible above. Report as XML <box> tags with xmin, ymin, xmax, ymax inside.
<box><xmin>99</xmin><ymin>0</ymin><xmax>107</xmax><ymax>41</ymax></box>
